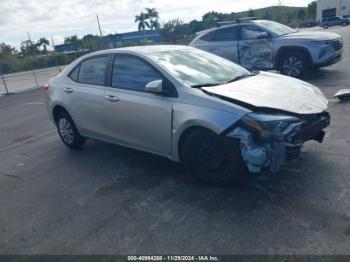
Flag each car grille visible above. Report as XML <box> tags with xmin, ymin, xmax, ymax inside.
<box><xmin>326</xmin><ymin>39</ymin><xmax>343</xmax><ymax>51</ymax></box>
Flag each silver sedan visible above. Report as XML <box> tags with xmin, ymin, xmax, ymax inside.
<box><xmin>44</xmin><ymin>45</ymin><xmax>330</xmax><ymax>184</ymax></box>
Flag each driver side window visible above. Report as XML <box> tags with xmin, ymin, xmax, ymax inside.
<box><xmin>240</xmin><ymin>26</ymin><xmax>264</xmax><ymax>40</ymax></box>
<box><xmin>112</xmin><ymin>55</ymin><xmax>162</xmax><ymax>92</ymax></box>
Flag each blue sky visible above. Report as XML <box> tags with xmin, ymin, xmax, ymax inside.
<box><xmin>0</xmin><ymin>0</ymin><xmax>314</xmax><ymax>49</ymax></box>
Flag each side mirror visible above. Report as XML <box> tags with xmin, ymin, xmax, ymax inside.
<box><xmin>257</xmin><ymin>32</ymin><xmax>270</xmax><ymax>39</ymax></box>
<box><xmin>145</xmin><ymin>79</ymin><xmax>163</xmax><ymax>94</ymax></box>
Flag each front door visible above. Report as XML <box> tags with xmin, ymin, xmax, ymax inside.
<box><xmin>238</xmin><ymin>25</ymin><xmax>274</xmax><ymax>70</ymax></box>
<box><xmin>104</xmin><ymin>54</ymin><xmax>173</xmax><ymax>156</ymax></box>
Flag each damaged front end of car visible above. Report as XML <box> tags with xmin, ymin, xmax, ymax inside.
<box><xmin>223</xmin><ymin>111</ymin><xmax>331</xmax><ymax>174</ymax></box>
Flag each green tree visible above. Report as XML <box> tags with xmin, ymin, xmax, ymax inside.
<box><xmin>37</xmin><ymin>38</ymin><xmax>50</xmax><ymax>53</ymax></box>
<box><xmin>0</xmin><ymin>43</ymin><xmax>16</xmax><ymax>56</ymax></box>
<box><xmin>135</xmin><ymin>12</ymin><xmax>150</xmax><ymax>32</ymax></box>
<box><xmin>160</xmin><ymin>19</ymin><xmax>184</xmax><ymax>44</ymax></box>
<box><xmin>297</xmin><ymin>8</ymin><xmax>306</xmax><ymax>21</ymax></box>
<box><xmin>64</xmin><ymin>35</ymin><xmax>82</xmax><ymax>51</ymax></box>
<box><xmin>262</xmin><ymin>10</ymin><xmax>272</xmax><ymax>20</ymax></box>
<box><xmin>248</xmin><ymin>8</ymin><xmax>256</xmax><ymax>17</ymax></box>
<box><xmin>20</xmin><ymin>40</ymin><xmax>38</xmax><ymax>56</ymax></box>
<box><xmin>307</xmin><ymin>1</ymin><xmax>317</xmax><ymax>20</ymax></box>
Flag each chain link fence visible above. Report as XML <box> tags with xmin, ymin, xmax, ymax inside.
<box><xmin>0</xmin><ymin>66</ymin><xmax>64</xmax><ymax>95</ymax></box>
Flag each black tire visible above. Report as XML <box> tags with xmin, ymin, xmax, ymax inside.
<box><xmin>55</xmin><ymin>111</ymin><xmax>86</xmax><ymax>149</ymax></box>
<box><xmin>278</xmin><ymin>51</ymin><xmax>310</xmax><ymax>78</ymax></box>
<box><xmin>181</xmin><ymin>129</ymin><xmax>246</xmax><ymax>185</ymax></box>
<box><xmin>342</xmin><ymin>22</ymin><xmax>347</xmax><ymax>26</ymax></box>
<box><xmin>323</xmin><ymin>25</ymin><xmax>328</xmax><ymax>29</ymax></box>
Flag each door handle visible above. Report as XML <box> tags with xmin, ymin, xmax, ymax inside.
<box><xmin>63</xmin><ymin>87</ymin><xmax>73</xmax><ymax>94</ymax></box>
<box><xmin>104</xmin><ymin>95</ymin><xmax>119</xmax><ymax>102</ymax></box>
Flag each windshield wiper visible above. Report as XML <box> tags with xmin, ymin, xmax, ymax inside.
<box><xmin>225</xmin><ymin>71</ymin><xmax>259</xmax><ymax>84</ymax></box>
<box><xmin>191</xmin><ymin>83</ymin><xmax>222</xmax><ymax>88</ymax></box>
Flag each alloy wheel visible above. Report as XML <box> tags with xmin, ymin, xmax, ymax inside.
<box><xmin>282</xmin><ymin>56</ymin><xmax>303</xmax><ymax>77</ymax></box>
<box><xmin>58</xmin><ymin>118</ymin><xmax>74</xmax><ymax>144</ymax></box>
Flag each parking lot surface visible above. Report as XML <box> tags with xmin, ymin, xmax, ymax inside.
<box><xmin>0</xmin><ymin>26</ymin><xmax>350</xmax><ymax>255</ymax></box>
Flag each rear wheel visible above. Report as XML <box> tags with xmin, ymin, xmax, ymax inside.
<box><xmin>278</xmin><ymin>51</ymin><xmax>310</xmax><ymax>78</ymax></box>
<box><xmin>55</xmin><ymin>111</ymin><xmax>86</xmax><ymax>149</ymax></box>
<box><xmin>181</xmin><ymin>129</ymin><xmax>246</xmax><ymax>185</ymax></box>
<box><xmin>323</xmin><ymin>25</ymin><xmax>328</xmax><ymax>29</ymax></box>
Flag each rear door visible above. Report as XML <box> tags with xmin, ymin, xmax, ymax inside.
<box><xmin>238</xmin><ymin>25</ymin><xmax>273</xmax><ymax>70</ymax></box>
<box><xmin>104</xmin><ymin>54</ymin><xmax>174</xmax><ymax>155</ymax></box>
<box><xmin>193</xmin><ymin>26</ymin><xmax>240</xmax><ymax>63</ymax></box>
<box><xmin>63</xmin><ymin>55</ymin><xmax>110</xmax><ymax>138</ymax></box>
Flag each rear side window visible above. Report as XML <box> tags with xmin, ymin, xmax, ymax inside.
<box><xmin>213</xmin><ymin>27</ymin><xmax>239</xmax><ymax>41</ymax></box>
<box><xmin>78</xmin><ymin>56</ymin><xmax>109</xmax><ymax>85</ymax></box>
<box><xmin>200</xmin><ymin>27</ymin><xmax>239</xmax><ymax>42</ymax></box>
<box><xmin>112</xmin><ymin>55</ymin><xmax>162</xmax><ymax>92</ymax></box>
<box><xmin>69</xmin><ymin>66</ymin><xmax>79</xmax><ymax>82</ymax></box>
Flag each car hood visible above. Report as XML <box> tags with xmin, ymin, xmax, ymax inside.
<box><xmin>202</xmin><ymin>72</ymin><xmax>328</xmax><ymax>114</ymax></box>
<box><xmin>280</xmin><ymin>31</ymin><xmax>340</xmax><ymax>41</ymax></box>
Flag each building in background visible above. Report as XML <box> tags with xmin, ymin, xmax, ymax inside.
<box><xmin>54</xmin><ymin>30</ymin><xmax>161</xmax><ymax>53</ymax></box>
<box><xmin>317</xmin><ymin>0</ymin><xmax>350</xmax><ymax>21</ymax></box>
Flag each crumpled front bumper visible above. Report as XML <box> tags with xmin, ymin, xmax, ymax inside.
<box><xmin>226</xmin><ymin>112</ymin><xmax>330</xmax><ymax>174</ymax></box>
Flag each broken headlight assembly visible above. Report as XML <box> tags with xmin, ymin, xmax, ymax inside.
<box><xmin>239</xmin><ymin>113</ymin><xmax>304</xmax><ymax>142</ymax></box>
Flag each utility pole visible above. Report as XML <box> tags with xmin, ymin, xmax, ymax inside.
<box><xmin>51</xmin><ymin>36</ymin><xmax>56</xmax><ymax>48</ymax></box>
<box><xmin>96</xmin><ymin>14</ymin><xmax>103</xmax><ymax>37</ymax></box>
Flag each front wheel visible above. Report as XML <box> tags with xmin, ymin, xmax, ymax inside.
<box><xmin>181</xmin><ymin>129</ymin><xmax>246</xmax><ymax>185</ymax></box>
<box><xmin>56</xmin><ymin>111</ymin><xmax>86</xmax><ymax>149</ymax></box>
<box><xmin>278</xmin><ymin>51</ymin><xmax>310</xmax><ymax>78</ymax></box>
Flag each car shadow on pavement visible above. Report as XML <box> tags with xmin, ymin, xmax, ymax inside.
<box><xmin>60</xmin><ymin>138</ymin><xmax>331</xmax><ymax>215</ymax></box>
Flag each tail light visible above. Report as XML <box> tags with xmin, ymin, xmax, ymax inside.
<box><xmin>43</xmin><ymin>83</ymin><xmax>49</xmax><ymax>91</ymax></box>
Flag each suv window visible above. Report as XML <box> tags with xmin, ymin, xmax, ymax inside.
<box><xmin>200</xmin><ymin>27</ymin><xmax>239</xmax><ymax>42</ymax></box>
<box><xmin>112</xmin><ymin>55</ymin><xmax>162</xmax><ymax>91</ymax></box>
<box><xmin>241</xmin><ymin>26</ymin><xmax>264</xmax><ymax>40</ymax></box>
<box><xmin>213</xmin><ymin>27</ymin><xmax>239</xmax><ymax>41</ymax></box>
<box><xmin>78</xmin><ymin>56</ymin><xmax>109</xmax><ymax>85</ymax></box>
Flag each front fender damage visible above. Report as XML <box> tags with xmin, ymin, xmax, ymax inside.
<box><xmin>227</xmin><ymin>127</ymin><xmax>302</xmax><ymax>174</ymax></box>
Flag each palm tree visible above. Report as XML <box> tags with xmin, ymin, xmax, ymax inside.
<box><xmin>146</xmin><ymin>8</ymin><xmax>160</xmax><ymax>30</ymax></box>
<box><xmin>146</xmin><ymin>8</ymin><xmax>159</xmax><ymax>20</ymax></box>
<box><xmin>135</xmin><ymin>12</ymin><xmax>150</xmax><ymax>33</ymax></box>
<box><xmin>37</xmin><ymin>38</ymin><xmax>50</xmax><ymax>53</ymax></box>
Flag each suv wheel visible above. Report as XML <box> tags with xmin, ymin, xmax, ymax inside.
<box><xmin>278</xmin><ymin>51</ymin><xmax>310</xmax><ymax>78</ymax></box>
<box><xmin>181</xmin><ymin>129</ymin><xmax>246</xmax><ymax>185</ymax></box>
<box><xmin>323</xmin><ymin>25</ymin><xmax>328</xmax><ymax>29</ymax></box>
<box><xmin>342</xmin><ymin>22</ymin><xmax>347</xmax><ymax>26</ymax></box>
<box><xmin>56</xmin><ymin>111</ymin><xmax>86</xmax><ymax>149</ymax></box>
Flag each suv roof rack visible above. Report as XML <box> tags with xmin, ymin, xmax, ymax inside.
<box><xmin>216</xmin><ymin>17</ymin><xmax>257</xmax><ymax>27</ymax></box>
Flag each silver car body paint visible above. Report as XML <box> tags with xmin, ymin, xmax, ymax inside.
<box><xmin>202</xmin><ymin>71</ymin><xmax>328</xmax><ymax>114</ymax></box>
<box><xmin>44</xmin><ymin>45</ymin><xmax>330</xmax><ymax>173</ymax></box>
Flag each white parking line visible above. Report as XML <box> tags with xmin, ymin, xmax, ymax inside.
<box><xmin>0</xmin><ymin>129</ymin><xmax>56</xmax><ymax>153</ymax></box>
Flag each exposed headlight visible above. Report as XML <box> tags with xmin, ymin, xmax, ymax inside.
<box><xmin>239</xmin><ymin>113</ymin><xmax>303</xmax><ymax>142</ymax></box>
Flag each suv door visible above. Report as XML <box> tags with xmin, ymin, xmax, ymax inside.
<box><xmin>64</xmin><ymin>55</ymin><xmax>110</xmax><ymax>138</ymax></box>
<box><xmin>238</xmin><ymin>25</ymin><xmax>273</xmax><ymax>70</ymax></box>
<box><xmin>194</xmin><ymin>26</ymin><xmax>240</xmax><ymax>63</ymax></box>
<box><xmin>104</xmin><ymin>54</ymin><xmax>174</xmax><ymax>155</ymax></box>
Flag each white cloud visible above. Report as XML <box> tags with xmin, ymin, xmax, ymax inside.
<box><xmin>0</xmin><ymin>0</ymin><xmax>314</xmax><ymax>49</ymax></box>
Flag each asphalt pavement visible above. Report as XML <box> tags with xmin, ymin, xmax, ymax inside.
<box><xmin>0</xmin><ymin>26</ymin><xmax>350</xmax><ymax>255</ymax></box>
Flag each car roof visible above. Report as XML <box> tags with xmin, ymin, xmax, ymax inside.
<box><xmin>84</xmin><ymin>45</ymin><xmax>193</xmax><ymax>57</ymax></box>
<box><xmin>194</xmin><ymin>19</ymin><xmax>270</xmax><ymax>36</ymax></box>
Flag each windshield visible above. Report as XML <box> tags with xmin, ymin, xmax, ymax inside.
<box><xmin>148</xmin><ymin>49</ymin><xmax>251</xmax><ymax>87</ymax></box>
<box><xmin>254</xmin><ymin>20</ymin><xmax>297</xmax><ymax>36</ymax></box>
